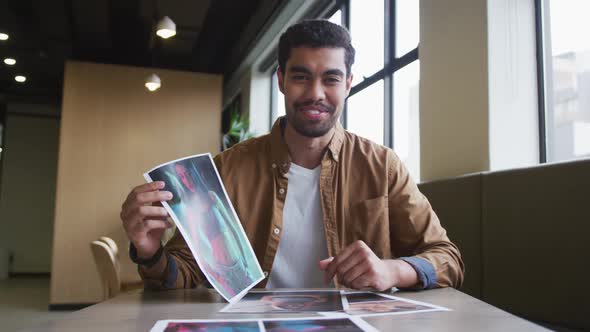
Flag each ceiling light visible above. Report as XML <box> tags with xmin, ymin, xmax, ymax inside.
<box><xmin>145</xmin><ymin>74</ymin><xmax>161</xmax><ymax>91</ymax></box>
<box><xmin>15</xmin><ymin>75</ymin><xmax>26</xmax><ymax>83</ymax></box>
<box><xmin>156</xmin><ymin>16</ymin><xmax>176</xmax><ymax>39</ymax></box>
<box><xmin>0</xmin><ymin>33</ymin><xmax>8</xmax><ymax>41</ymax></box>
<box><xmin>4</xmin><ymin>58</ymin><xmax>16</xmax><ymax>65</ymax></box>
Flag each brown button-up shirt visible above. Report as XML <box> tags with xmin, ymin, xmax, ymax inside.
<box><xmin>147</xmin><ymin>117</ymin><xmax>464</xmax><ymax>289</ymax></box>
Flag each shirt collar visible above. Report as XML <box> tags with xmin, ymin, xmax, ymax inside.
<box><xmin>269</xmin><ymin>116</ymin><xmax>345</xmax><ymax>172</ymax></box>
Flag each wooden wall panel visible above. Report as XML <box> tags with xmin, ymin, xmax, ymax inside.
<box><xmin>50</xmin><ymin>61</ymin><xmax>221</xmax><ymax>304</ymax></box>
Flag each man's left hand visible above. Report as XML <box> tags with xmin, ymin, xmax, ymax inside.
<box><xmin>319</xmin><ymin>240</ymin><xmax>418</xmax><ymax>291</ymax></box>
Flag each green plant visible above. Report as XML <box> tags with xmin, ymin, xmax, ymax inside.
<box><xmin>222</xmin><ymin>110</ymin><xmax>254</xmax><ymax>150</ymax></box>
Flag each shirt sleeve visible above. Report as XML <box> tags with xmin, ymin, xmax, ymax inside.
<box><xmin>137</xmin><ymin>229</ymin><xmax>207</xmax><ymax>290</ymax></box>
<box><xmin>387</xmin><ymin>150</ymin><xmax>465</xmax><ymax>288</ymax></box>
<box><xmin>399</xmin><ymin>256</ymin><xmax>437</xmax><ymax>289</ymax></box>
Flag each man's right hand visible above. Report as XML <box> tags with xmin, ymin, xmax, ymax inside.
<box><xmin>120</xmin><ymin>181</ymin><xmax>173</xmax><ymax>259</ymax></box>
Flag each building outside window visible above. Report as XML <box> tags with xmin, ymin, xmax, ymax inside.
<box><xmin>538</xmin><ymin>0</ymin><xmax>590</xmax><ymax>162</ymax></box>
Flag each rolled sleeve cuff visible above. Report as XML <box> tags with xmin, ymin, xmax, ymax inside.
<box><xmin>162</xmin><ymin>254</ymin><xmax>178</xmax><ymax>289</ymax></box>
<box><xmin>399</xmin><ymin>256</ymin><xmax>437</xmax><ymax>289</ymax></box>
<box><xmin>138</xmin><ymin>253</ymin><xmax>179</xmax><ymax>290</ymax></box>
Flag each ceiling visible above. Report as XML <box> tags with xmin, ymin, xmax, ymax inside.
<box><xmin>0</xmin><ymin>0</ymin><xmax>283</xmax><ymax>103</ymax></box>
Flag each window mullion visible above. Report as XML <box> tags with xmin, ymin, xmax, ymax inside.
<box><xmin>534</xmin><ymin>0</ymin><xmax>547</xmax><ymax>163</ymax></box>
<box><xmin>384</xmin><ymin>0</ymin><xmax>396</xmax><ymax>148</ymax></box>
<box><xmin>342</xmin><ymin>0</ymin><xmax>351</xmax><ymax>128</ymax></box>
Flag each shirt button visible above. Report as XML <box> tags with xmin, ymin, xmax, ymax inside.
<box><xmin>271</xmin><ymin>163</ymin><xmax>277</xmax><ymax>169</ymax></box>
<box><xmin>279</xmin><ymin>188</ymin><xmax>285</xmax><ymax>195</ymax></box>
<box><xmin>273</xmin><ymin>228</ymin><xmax>280</xmax><ymax>235</ymax></box>
<box><xmin>263</xmin><ymin>271</ymin><xmax>268</xmax><ymax>277</ymax></box>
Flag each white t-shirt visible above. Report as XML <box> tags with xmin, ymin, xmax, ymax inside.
<box><xmin>266</xmin><ymin>163</ymin><xmax>330</xmax><ymax>288</ymax></box>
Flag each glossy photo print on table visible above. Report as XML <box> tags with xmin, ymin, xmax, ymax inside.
<box><xmin>162</xmin><ymin>320</ymin><xmax>261</xmax><ymax>332</ymax></box>
<box><xmin>262</xmin><ymin>317</ymin><xmax>378</xmax><ymax>332</ymax></box>
<box><xmin>150</xmin><ymin>317</ymin><xmax>378</xmax><ymax>332</ymax></box>
<box><xmin>144</xmin><ymin>153</ymin><xmax>264</xmax><ymax>303</ymax></box>
<box><xmin>327</xmin><ymin>291</ymin><xmax>450</xmax><ymax>317</ymax></box>
<box><xmin>220</xmin><ymin>290</ymin><xmax>346</xmax><ymax>313</ymax></box>
<box><xmin>343</xmin><ymin>291</ymin><xmax>394</xmax><ymax>304</ymax></box>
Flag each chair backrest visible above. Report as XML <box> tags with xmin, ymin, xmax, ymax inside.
<box><xmin>98</xmin><ymin>236</ymin><xmax>119</xmax><ymax>259</ymax></box>
<box><xmin>90</xmin><ymin>240</ymin><xmax>121</xmax><ymax>300</ymax></box>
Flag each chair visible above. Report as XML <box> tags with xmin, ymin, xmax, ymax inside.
<box><xmin>90</xmin><ymin>240</ymin><xmax>121</xmax><ymax>300</ymax></box>
<box><xmin>94</xmin><ymin>236</ymin><xmax>143</xmax><ymax>298</ymax></box>
<box><xmin>99</xmin><ymin>236</ymin><xmax>119</xmax><ymax>258</ymax></box>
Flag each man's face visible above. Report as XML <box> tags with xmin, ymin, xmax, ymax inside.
<box><xmin>278</xmin><ymin>47</ymin><xmax>353</xmax><ymax>138</ymax></box>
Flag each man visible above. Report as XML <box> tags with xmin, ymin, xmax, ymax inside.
<box><xmin>120</xmin><ymin>20</ymin><xmax>464</xmax><ymax>291</ymax></box>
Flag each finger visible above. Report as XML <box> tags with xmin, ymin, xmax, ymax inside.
<box><xmin>122</xmin><ymin>181</ymin><xmax>165</xmax><ymax>210</ymax></box>
<box><xmin>132</xmin><ymin>181</ymin><xmax>165</xmax><ymax>195</ymax></box>
<box><xmin>351</xmin><ymin>274</ymin><xmax>372</xmax><ymax>290</ymax></box>
<box><xmin>342</xmin><ymin>260</ymin><xmax>371</xmax><ymax>286</ymax></box>
<box><xmin>143</xmin><ymin>219</ymin><xmax>172</xmax><ymax>231</ymax></box>
<box><xmin>335</xmin><ymin>249</ymin><xmax>367</xmax><ymax>280</ymax></box>
<box><xmin>318</xmin><ymin>257</ymin><xmax>334</xmax><ymax>270</ymax></box>
<box><xmin>325</xmin><ymin>241</ymin><xmax>365</xmax><ymax>283</ymax></box>
<box><xmin>126</xmin><ymin>205</ymin><xmax>169</xmax><ymax>226</ymax></box>
<box><xmin>128</xmin><ymin>215</ymin><xmax>170</xmax><ymax>234</ymax></box>
<box><xmin>123</xmin><ymin>191</ymin><xmax>172</xmax><ymax>217</ymax></box>
<box><xmin>136</xmin><ymin>190</ymin><xmax>173</xmax><ymax>205</ymax></box>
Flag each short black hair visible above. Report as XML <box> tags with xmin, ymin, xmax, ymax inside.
<box><xmin>278</xmin><ymin>19</ymin><xmax>355</xmax><ymax>77</ymax></box>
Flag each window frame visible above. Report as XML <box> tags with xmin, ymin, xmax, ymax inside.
<box><xmin>344</xmin><ymin>0</ymin><xmax>419</xmax><ymax>148</ymax></box>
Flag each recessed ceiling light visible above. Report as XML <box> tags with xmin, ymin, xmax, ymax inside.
<box><xmin>4</xmin><ymin>58</ymin><xmax>16</xmax><ymax>65</ymax></box>
<box><xmin>145</xmin><ymin>73</ymin><xmax>161</xmax><ymax>91</ymax></box>
<box><xmin>0</xmin><ymin>33</ymin><xmax>8</xmax><ymax>41</ymax></box>
<box><xmin>15</xmin><ymin>75</ymin><xmax>26</xmax><ymax>83</ymax></box>
<box><xmin>156</xmin><ymin>16</ymin><xmax>176</xmax><ymax>39</ymax></box>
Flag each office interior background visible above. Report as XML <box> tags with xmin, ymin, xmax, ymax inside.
<box><xmin>0</xmin><ymin>0</ymin><xmax>588</xmax><ymax>331</ymax></box>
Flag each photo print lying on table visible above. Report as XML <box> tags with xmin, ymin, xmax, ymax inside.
<box><xmin>262</xmin><ymin>316</ymin><xmax>377</xmax><ymax>332</ymax></box>
<box><xmin>144</xmin><ymin>153</ymin><xmax>264</xmax><ymax>304</ymax></box>
<box><xmin>150</xmin><ymin>316</ymin><xmax>378</xmax><ymax>332</ymax></box>
<box><xmin>343</xmin><ymin>291</ymin><xmax>395</xmax><ymax>304</ymax></box>
<box><xmin>159</xmin><ymin>320</ymin><xmax>261</xmax><ymax>332</ymax></box>
<box><xmin>220</xmin><ymin>290</ymin><xmax>347</xmax><ymax>313</ymax></box>
<box><xmin>322</xmin><ymin>291</ymin><xmax>450</xmax><ymax>317</ymax></box>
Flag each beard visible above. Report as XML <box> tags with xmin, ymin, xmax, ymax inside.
<box><xmin>286</xmin><ymin>100</ymin><xmax>339</xmax><ymax>138</ymax></box>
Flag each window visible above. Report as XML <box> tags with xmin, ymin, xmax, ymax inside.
<box><xmin>347</xmin><ymin>80</ymin><xmax>384</xmax><ymax>144</ymax></box>
<box><xmin>346</xmin><ymin>0</ymin><xmax>385</xmax><ymax>144</ymax></box>
<box><xmin>393</xmin><ymin>0</ymin><xmax>420</xmax><ymax>179</ymax></box>
<box><xmin>328</xmin><ymin>9</ymin><xmax>342</xmax><ymax>26</ymax></box>
<box><xmin>393</xmin><ymin>60</ymin><xmax>420</xmax><ymax>179</ymax></box>
<box><xmin>346</xmin><ymin>0</ymin><xmax>420</xmax><ymax>179</ymax></box>
<box><xmin>270</xmin><ymin>69</ymin><xmax>285</xmax><ymax>126</ymax></box>
<box><xmin>538</xmin><ymin>0</ymin><xmax>590</xmax><ymax>162</ymax></box>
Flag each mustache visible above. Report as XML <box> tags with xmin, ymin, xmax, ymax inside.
<box><xmin>293</xmin><ymin>100</ymin><xmax>335</xmax><ymax>113</ymax></box>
